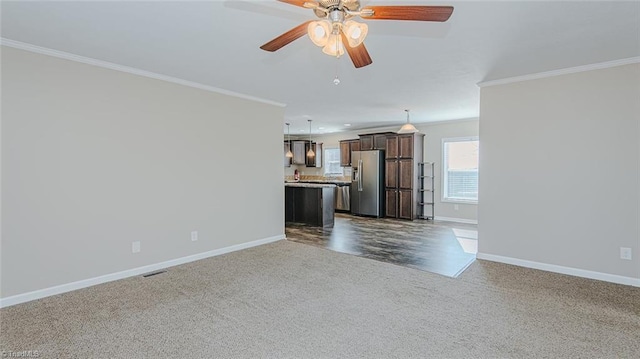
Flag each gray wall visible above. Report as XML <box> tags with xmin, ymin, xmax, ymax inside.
<box><xmin>1</xmin><ymin>47</ymin><xmax>286</xmax><ymax>298</ymax></box>
<box><xmin>478</xmin><ymin>63</ymin><xmax>640</xmax><ymax>280</ymax></box>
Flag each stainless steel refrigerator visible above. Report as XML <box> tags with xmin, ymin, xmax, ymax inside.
<box><xmin>351</xmin><ymin>150</ymin><xmax>384</xmax><ymax>217</ymax></box>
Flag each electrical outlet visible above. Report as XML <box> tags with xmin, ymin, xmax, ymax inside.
<box><xmin>191</xmin><ymin>231</ymin><xmax>198</xmax><ymax>242</ymax></box>
<box><xmin>454</xmin><ymin>204</ymin><xmax>459</xmax><ymax>211</ymax></box>
<box><xmin>132</xmin><ymin>241</ymin><xmax>141</xmax><ymax>254</ymax></box>
<box><xmin>620</xmin><ymin>247</ymin><xmax>632</xmax><ymax>260</ymax></box>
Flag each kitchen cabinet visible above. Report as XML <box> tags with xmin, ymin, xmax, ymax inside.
<box><xmin>399</xmin><ymin>135</ymin><xmax>414</xmax><ymax>159</ymax></box>
<box><xmin>384</xmin><ymin>133</ymin><xmax>424</xmax><ymax>220</ymax></box>
<box><xmin>339</xmin><ymin>139</ymin><xmax>360</xmax><ymax>167</ymax></box>
<box><xmin>305</xmin><ymin>142</ymin><xmax>323</xmax><ymax>167</ymax></box>
<box><xmin>360</xmin><ymin>135</ymin><xmax>374</xmax><ymax>150</ymax></box>
<box><xmin>351</xmin><ymin>140</ymin><xmax>360</xmax><ymax>152</ymax></box>
<box><xmin>385</xmin><ymin>189</ymin><xmax>397</xmax><ymax>218</ymax></box>
<box><xmin>339</xmin><ymin>141</ymin><xmax>350</xmax><ymax>166</ymax></box>
<box><xmin>398</xmin><ymin>159</ymin><xmax>413</xmax><ymax>189</ymax></box>
<box><xmin>385</xmin><ymin>160</ymin><xmax>398</xmax><ymax>188</ymax></box>
<box><xmin>292</xmin><ymin>141</ymin><xmax>306</xmax><ymax>165</ymax></box>
<box><xmin>285</xmin><ymin>185</ymin><xmax>335</xmax><ymax>227</ymax></box>
<box><xmin>398</xmin><ymin>190</ymin><xmax>413</xmax><ymax>219</ymax></box>
<box><xmin>386</xmin><ymin>136</ymin><xmax>398</xmax><ymax>159</ymax></box>
<box><xmin>285</xmin><ymin>186</ymin><xmax>295</xmax><ymax>221</ymax></box>
<box><xmin>360</xmin><ymin>133</ymin><xmax>390</xmax><ymax>151</ymax></box>
<box><xmin>373</xmin><ymin>134</ymin><xmax>388</xmax><ymax>150</ymax></box>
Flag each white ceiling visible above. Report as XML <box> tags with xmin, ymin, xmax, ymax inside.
<box><xmin>2</xmin><ymin>1</ymin><xmax>639</xmax><ymax>134</ymax></box>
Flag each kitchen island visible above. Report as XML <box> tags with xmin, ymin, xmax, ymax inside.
<box><xmin>285</xmin><ymin>182</ymin><xmax>336</xmax><ymax>227</ymax></box>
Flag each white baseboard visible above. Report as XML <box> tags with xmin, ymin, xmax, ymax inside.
<box><xmin>434</xmin><ymin>216</ymin><xmax>478</xmax><ymax>225</ymax></box>
<box><xmin>476</xmin><ymin>252</ymin><xmax>640</xmax><ymax>287</ymax></box>
<box><xmin>0</xmin><ymin>235</ymin><xmax>285</xmax><ymax>308</ymax></box>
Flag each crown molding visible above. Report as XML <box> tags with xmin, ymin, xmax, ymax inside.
<box><xmin>0</xmin><ymin>38</ymin><xmax>286</xmax><ymax>108</ymax></box>
<box><xmin>477</xmin><ymin>57</ymin><xmax>640</xmax><ymax>88</ymax></box>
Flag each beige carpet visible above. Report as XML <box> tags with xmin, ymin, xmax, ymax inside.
<box><xmin>1</xmin><ymin>240</ymin><xmax>639</xmax><ymax>358</ymax></box>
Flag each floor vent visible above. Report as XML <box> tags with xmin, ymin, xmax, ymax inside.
<box><xmin>142</xmin><ymin>270</ymin><xmax>167</xmax><ymax>278</ymax></box>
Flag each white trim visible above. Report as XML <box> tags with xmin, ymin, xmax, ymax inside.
<box><xmin>441</xmin><ymin>199</ymin><xmax>478</xmax><ymax>205</ymax></box>
<box><xmin>0</xmin><ymin>235</ymin><xmax>285</xmax><ymax>308</ymax></box>
<box><xmin>434</xmin><ymin>216</ymin><xmax>478</xmax><ymax>225</ymax></box>
<box><xmin>477</xmin><ymin>57</ymin><xmax>640</xmax><ymax>88</ymax></box>
<box><xmin>476</xmin><ymin>252</ymin><xmax>640</xmax><ymax>287</ymax></box>
<box><xmin>0</xmin><ymin>38</ymin><xmax>286</xmax><ymax>108</ymax></box>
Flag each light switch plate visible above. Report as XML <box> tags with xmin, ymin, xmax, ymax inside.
<box><xmin>132</xmin><ymin>241</ymin><xmax>141</xmax><ymax>253</ymax></box>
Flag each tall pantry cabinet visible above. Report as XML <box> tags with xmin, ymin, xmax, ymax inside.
<box><xmin>385</xmin><ymin>133</ymin><xmax>425</xmax><ymax>220</ymax></box>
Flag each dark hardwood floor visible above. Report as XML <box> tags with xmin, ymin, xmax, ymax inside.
<box><xmin>285</xmin><ymin>213</ymin><xmax>477</xmax><ymax>277</ymax></box>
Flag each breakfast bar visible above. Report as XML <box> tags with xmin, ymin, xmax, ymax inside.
<box><xmin>285</xmin><ymin>182</ymin><xmax>336</xmax><ymax>227</ymax></box>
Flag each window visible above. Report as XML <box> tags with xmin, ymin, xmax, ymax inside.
<box><xmin>442</xmin><ymin>137</ymin><xmax>479</xmax><ymax>203</ymax></box>
<box><xmin>324</xmin><ymin>148</ymin><xmax>343</xmax><ymax>176</ymax></box>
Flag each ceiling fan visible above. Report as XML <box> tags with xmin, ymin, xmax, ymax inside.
<box><xmin>260</xmin><ymin>0</ymin><xmax>454</xmax><ymax>68</ymax></box>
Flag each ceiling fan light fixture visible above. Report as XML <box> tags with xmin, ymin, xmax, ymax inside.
<box><xmin>397</xmin><ymin>109</ymin><xmax>419</xmax><ymax>134</ymax></box>
<box><xmin>322</xmin><ymin>33</ymin><xmax>344</xmax><ymax>57</ymax></box>
<box><xmin>308</xmin><ymin>20</ymin><xmax>331</xmax><ymax>47</ymax></box>
<box><xmin>261</xmin><ymin>3</ymin><xmax>454</xmax><ymax>69</ymax></box>
<box><xmin>343</xmin><ymin>20</ymin><xmax>368</xmax><ymax>47</ymax></box>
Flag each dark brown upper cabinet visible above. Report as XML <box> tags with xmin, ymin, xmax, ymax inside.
<box><xmin>399</xmin><ymin>135</ymin><xmax>414</xmax><ymax>159</ymax></box>
<box><xmin>360</xmin><ymin>135</ymin><xmax>374</xmax><ymax>151</ymax></box>
<box><xmin>386</xmin><ymin>136</ymin><xmax>399</xmax><ymax>159</ymax></box>
<box><xmin>373</xmin><ymin>134</ymin><xmax>388</xmax><ymax>150</ymax></box>
<box><xmin>339</xmin><ymin>139</ymin><xmax>360</xmax><ymax>167</ymax></box>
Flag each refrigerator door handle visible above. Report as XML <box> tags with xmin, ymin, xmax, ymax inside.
<box><xmin>358</xmin><ymin>159</ymin><xmax>363</xmax><ymax>192</ymax></box>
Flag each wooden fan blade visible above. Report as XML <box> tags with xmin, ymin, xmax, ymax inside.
<box><xmin>277</xmin><ymin>0</ymin><xmax>310</xmax><ymax>8</ymax></box>
<box><xmin>340</xmin><ymin>31</ymin><xmax>373</xmax><ymax>69</ymax></box>
<box><xmin>361</xmin><ymin>6</ymin><xmax>454</xmax><ymax>22</ymax></box>
<box><xmin>260</xmin><ymin>21</ymin><xmax>313</xmax><ymax>52</ymax></box>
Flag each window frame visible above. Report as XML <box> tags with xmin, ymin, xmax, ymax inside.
<box><xmin>323</xmin><ymin>147</ymin><xmax>343</xmax><ymax>176</ymax></box>
<box><xmin>441</xmin><ymin>136</ymin><xmax>479</xmax><ymax>204</ymax></box>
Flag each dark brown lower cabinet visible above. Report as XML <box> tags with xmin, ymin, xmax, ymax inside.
<box><xmin>285</xmin><ymin>186</ymin><xmax>335</xmax><ymax>227</ymax></box>
<box><xmin>398</xmin><ymin>190</ymin><xmax>413</xmax><ymax>220</ymax></box>
<box><xmin>285</xmin><ymin>186</ymin><xmax>296</xmax><ymax>222</ymax></box>
<box><xmin>385</xmin><ymin>189</ymin><xmax>397</xmax><ymax>218</ymax></box>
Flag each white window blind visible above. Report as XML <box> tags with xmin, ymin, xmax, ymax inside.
<box><xmin>324</xmin><ymin>148</ymin><xmax>343</xmax><ymax>176</ymax></box>
<box><xmin>443</xmin><ymin>137</ymin><xmax>479</xmax><ymax>203</ymax></box>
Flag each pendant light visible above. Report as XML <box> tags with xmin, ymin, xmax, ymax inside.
<box><xmin>285</xmin><ymin>123</ymin><xmax>293</xmax><ymax>158</ymax></box>
<box><xmin>307</xmin><ymin>119</ymin><xmax>315</xmax><ymax>157</ymax></box>
<box><xmin>397</xmin><ymin>109</ymin><xmax>419</xmax><ymax>134</ymax></box>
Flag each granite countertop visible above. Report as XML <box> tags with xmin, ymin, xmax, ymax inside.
<box><xmin>285</xmin><ymin>180</ymin><xmax>351</xmax><ymax>185</ymax></box>
<box><xmin>285</xmin><ymin>182</ymin><xmax>337</xmax><ymax>188</ymax></box>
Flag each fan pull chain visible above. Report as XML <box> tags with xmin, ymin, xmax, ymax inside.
<box><xmin>333</xmin><ymin>55</ymin><xmax>341</xmax><ymax>85</ymax></box>
<box><xmin>333</xmin><ymin>32</ymin><xmax>341</xmax><ymax>85</ymax></box>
